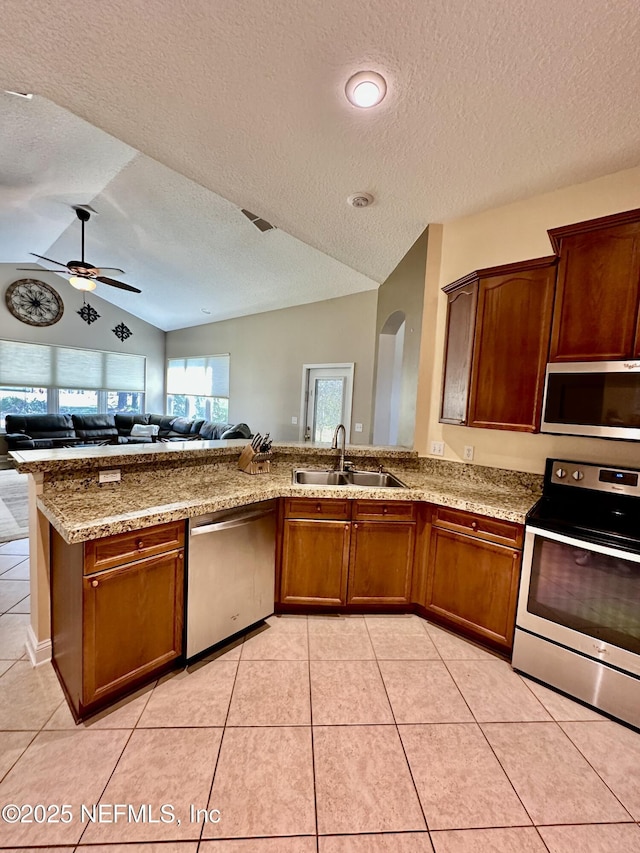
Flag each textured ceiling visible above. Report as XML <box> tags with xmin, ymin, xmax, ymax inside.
<box><xmin>1</xmin><ymin>0</ymin><xmax>639</xmax><ymax>329</ymax></box>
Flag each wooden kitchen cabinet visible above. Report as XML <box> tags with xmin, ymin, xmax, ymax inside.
<box><xmin>424</xmin><ymin>507</ymin><xmax>522</xmax><ymax>651</ymax></box>
<box><xmin>278</xmin><ymin>498</ymin><xmax>416</xmax><ymax>609</ymax></box>
<box><xmin>548</xmin><ymin>208</ymin><xmax>640</xmax><ymax>361</ymax></box>
<box><xmin>51</xmin><ymin>520</ymin><xmax>185</xmax><ymax>720</ymax></box>
<box><xmin>440</xmin><ymin>256</ymin><xmax>557</xmax><ymax>432</ymax></box>
<box><xmin>280</xmin><ymin>518</ymin><xmax>350</xmax><ymax>606</ymax></box>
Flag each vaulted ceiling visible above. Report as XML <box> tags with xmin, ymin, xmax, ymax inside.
<box><xmin>1</xmin><ymin>0</ymin><xmax>638</xmax><ymax>330</ymax></box>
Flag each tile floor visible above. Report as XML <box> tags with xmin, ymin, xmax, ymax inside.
<box><xmin>0</xmin><ymin>537</ymin><xmax>640</xmax><ymax>851</ymax></box>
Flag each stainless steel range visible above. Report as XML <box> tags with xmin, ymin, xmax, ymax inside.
<box><xmin>512</xmin><ymin>458</ymin><xmax>640</xmax><ymax>728</ymax></box>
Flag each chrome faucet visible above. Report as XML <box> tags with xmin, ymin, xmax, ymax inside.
<box><xmin>331</xmin><ymin>423</ymin><xmax>347</xmax><ymax>471</ymax></box>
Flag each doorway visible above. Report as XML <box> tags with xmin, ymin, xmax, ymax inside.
<box><xmin>301</xmin><ymin>364</ymin><xmax>354</xmax><ymax>442</ymax></box>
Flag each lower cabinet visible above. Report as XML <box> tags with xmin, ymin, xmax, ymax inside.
<box><xmin>424</xmin><ymin>507</ymin><xmax>523</xmax><ymax>650</ymax></box>
<box><xmin>279</xmin><ymin>498</ymin><xmax>416</xmax><ymax>608</ymax></box>
<box><xmin>51</xmin><ymin>520</ymin><xmax>185</xmax><ymax>720</ymax></box>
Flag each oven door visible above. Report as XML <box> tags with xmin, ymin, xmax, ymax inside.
<box><xmin>517</xmin><ymin>525</ymin><xmax>640</xmax><ymax>678</ymax></box>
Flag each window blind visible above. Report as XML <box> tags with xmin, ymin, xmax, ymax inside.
<box><xmin>166</xmin><ymin>355</ymin><xmax>229</xmax><ymax>397</ymax></box>
<box><xmin>0</xmin><ymin>340</ymin><xmax>145</xmax><ymax>392</ymax></box>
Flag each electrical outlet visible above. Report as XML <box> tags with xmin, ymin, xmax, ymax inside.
<box><xmin>354</xmin><ymin>423</ymin><xmax>363</xmax><ymax>432</ymax></box>
<box><xmin>99</xmin><ymin>469</ymin><xmax>121</xmax><ymax>484</ymax></box>
<box><xmin>463</xmin><ymin>445</ymin><xmax>474</xmax><ymax>461</ymax></box>
<box><xmin>291</xmin><ymin>416</ymin><xmax>298</xmax><ymax>425</ymax></box>
<box><xmin>430</xmin><ymin>440</ymin><xmax>445</xmax><ymax>456</ymax></box>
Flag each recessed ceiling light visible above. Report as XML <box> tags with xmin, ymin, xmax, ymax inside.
<box><xmin>345</xmin><ymin>71</ymin><xmax>387</xmax><ymax>108</ymax></box>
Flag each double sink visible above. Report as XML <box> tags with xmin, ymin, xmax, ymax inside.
<box><xmin>293</xmin><ymin>468</ymin><xmax>407</xmax><ymax>489</ymax></box>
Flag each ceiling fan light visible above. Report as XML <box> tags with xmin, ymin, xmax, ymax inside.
<box><xmin>69</xmin><ymin>275</ymin><xmax>96</xmax><ymax>292</ymax></box>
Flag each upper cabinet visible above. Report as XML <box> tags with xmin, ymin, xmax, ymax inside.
<box><xmin>440</xmin><ymin>257</ymin><xmax>557</xmax><ymax>432</ymax></box>
<box><xmin>548</xmin><ymin>209</ymin><xmax>640</xmax><ymax>361</ymax></box>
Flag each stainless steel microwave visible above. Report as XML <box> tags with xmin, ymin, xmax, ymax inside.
<box><xmin>541</xmin><ymin>361</ymin><xmax>640</xmax><ymax>440</ymax></box>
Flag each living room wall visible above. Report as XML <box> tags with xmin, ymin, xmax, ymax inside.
<box><xmin>0</xmin><ymin>264</ymin><xmax>166</xmax><ymax>427</ymax></box>
<box><xmin>415</xmin><ymin>165</ymin><xmax>640</xmax><ymax>474</ymax></box>
<box><xmin>166</xmin><ymin>290</ymin><xmax>378</xmax><ymax>444</ymax></box>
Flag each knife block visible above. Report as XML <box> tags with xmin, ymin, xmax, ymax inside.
<box><xmin>238</xmin><ymin>443</ymin><xmax>272</xmax><ymax>474</ymax></box>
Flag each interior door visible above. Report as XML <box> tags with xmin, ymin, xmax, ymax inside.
<box><xmin>304</xmin><ymin>365</ymin><xmax>353</xmax><ymax>442</ymax></box>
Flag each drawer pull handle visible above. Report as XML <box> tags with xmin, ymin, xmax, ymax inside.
<box><xmin>91</xmin><ymin>579</ymin><xmax>99</xmax><ymax>588</ymax></box>
<box><xmin>136</xmin><ymin>539</ymin><xmax>144</xmax><ymax>549</ymax></box>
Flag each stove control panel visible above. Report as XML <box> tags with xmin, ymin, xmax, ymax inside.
<box><xmin>549</xmin><ymin>459</ymin><xmax>640</xmax><ymax>496</ymax></box>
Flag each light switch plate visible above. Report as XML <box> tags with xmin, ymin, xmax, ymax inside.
<box><xmin>291</xmin><ymin>416</ymin><xmax>298</xmax><ymax>425</ymax></box>
<box><xmin>99</xmin><ymin>469</ymin><xmax>121</xmax><ymax>484</ymax></box>
<box><xmin>430</xmin><ymin>441</ymin><xmax>445</xmax><ymax>456</ymax></box>
<box><xmin>355</xmin><ymin>423</ymin><xmax>363</xmax><ymax>432</ymax></box>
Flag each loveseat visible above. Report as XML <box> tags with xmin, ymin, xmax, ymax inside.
<box><xmin>4</xmin><ymin>413</ymin><xmax>252</xmax><ymax>450</ymax></box>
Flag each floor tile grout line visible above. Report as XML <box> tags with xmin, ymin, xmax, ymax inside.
<box><xmin>0</xmin><ymin>727</ymin><xmax>39</xmax><ymax>786</ymax></box>
<box><xmin>364</xmin><ymin>616</ymin><xmax>432</xmax><ymax>838</ymax></box>
<box><xmin>550</xmin><ymin>721</ymin><xmax>637</xmax><ymax>822</ymax></box>
<box><xmin>307</xmin><ymin>618</ymin><xmax>320</xmax><ymax>852</ymax></box>
<box><xmin>197</xmin><ymin>651</ymin><xmax>242</xmax><ymax>845</ymax></box>
<box><xmin>74</xmin><ymin>724</ymin><xmax>139</xmax><ymax>847</ymax></box>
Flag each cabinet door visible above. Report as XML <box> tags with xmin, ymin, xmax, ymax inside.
<box><xmin>83</xmin><ymin>550</ymin><xmax>184</xmax><ymax>707</ymax></box>
<box><xmin>468</xmin><ymin>267</ymin><xmax>555</xmax><ymax>431</ymax></box>
<box><xmin>280</xmin><ymin>519</ymin><xmax>350</xmax><ymax>606</ymax></box>
<box><xmin>348</xmin><ymin>521</ymin><xmax>415</xmax><ymax>605</ymax></box>
<box><xmin>440</xmin><ymin>284</ymin><xmax>477</xmax><ymax>424</ymax></box>
<box><xmin>550</xmin><ymin>222</ymin><xmax>640</xmax><ymax>361</ymax></box>
<box><xmin>425</xmin><ymin>528</ymin><xmax>520</xmax><ymax>650</ymax></box>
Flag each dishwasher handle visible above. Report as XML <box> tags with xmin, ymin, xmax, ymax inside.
<box><xmin>190</xmin><ymin>507</ymin><xmax>274</xmax><ymax>536</ymax></box>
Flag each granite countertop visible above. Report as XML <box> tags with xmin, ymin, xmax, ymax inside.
<box><xmin>10</xmin><ymin>439</ymin><xmax>416</xmax><ymax>474</ymax></box>
<box><xmin>36</xmin><ymin>458</ymin><xmax>541</xmax><ymax>544</ymax></box>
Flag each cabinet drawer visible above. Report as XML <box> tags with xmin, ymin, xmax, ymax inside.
<box><xmin>431</xmin><ymin>506</ymin><xmax>522</xmax><ymax>547</ymax></box>
<box><xmin>284</xmin><ymin>498</ymin><xmax>351</xmax><ymax>520</ymax></box>
<box><xmin>84</xmin><ymin>521</ymin><xmax>185</xmax><ymax>574</ymax></box>
<box><xmin>353</xmin><ymin>500</ymin><xmax>416</xmax><ymax>522</ymax></box>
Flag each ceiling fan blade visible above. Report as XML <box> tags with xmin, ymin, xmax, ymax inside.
<box><xmin>17</xmin><ymin>268</ymin><xmax>71</xmax><ymax>272</ymax></box>
<box><xmin>96</xmin><ymin>276</ymin><xmax>141</xmax><ymax>294</ymax></box>
<box><xmin>95</xmin><ymin>267</ymin><xmax>125</xmax><ymax>275</ymax></box>
<box><xmin>29</xmin><ymin>252</ymin><xmax>68</xmax><ymax>268</ymax></box>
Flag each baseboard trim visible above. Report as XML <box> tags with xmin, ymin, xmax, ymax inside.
<box><xmin>25</xmin><ymin>623</ymin><xmax>52</xmax><ymax>666</ymax></box>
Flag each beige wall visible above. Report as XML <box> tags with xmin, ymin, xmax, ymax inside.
<box><xmin>0</xmin><ymin>264</ymin><xmax>166</xmax><ymax>413</ymax></box>
<box><xmin>166</xmin><ymin>290</ymin><xmax>378</xmax><ymax>444</ymax></box>
<box><xmin>415</xmin><ymin>166</ymin><xmax>640</xmax><ymax>473</ymax></box>
<box><xmin>372</xmin><ymin>229</ymin><xmax>427</xmax><ymax>447</ymax></box>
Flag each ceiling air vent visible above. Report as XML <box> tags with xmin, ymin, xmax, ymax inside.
<box><xmin>241</xmin><ymin>209</ymin><xmax>275</xmax><ymax>233</ymax></box>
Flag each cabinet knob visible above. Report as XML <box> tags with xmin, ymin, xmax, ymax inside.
<box><xmin>354</xmin><ymin>523</ymin><xmax>358</xmax><ymax>529</ymax></box>
<box><xmin>513</xmin><ymin>552</ymin><xmax>519</xmax><ymax>560</ymax></box>
<box><xmin>316</xmin><ymin>504</ymin><xmax>322</xmax><ymax>512</ymax></box>
<box><xmin>178</xmin><ymin>552</ymin><xmax>183</xmax><ymax>560</ymax></box>
<box><xmin>382</xmin><ymin>506</ymin><xmax>387</xmax><ymax>514</ymax></box>
<box><xmin>345</xmin><ymin>524</ymin><xmax>349</xmax><ymax>530</ymax></box>
<box><xmin>91</xmin><ymin>579</ymin><xmax>99</xmax><ymax>588</ymax></box>
<box><xmin>471</xmin><ymin>521</ymin><xmax>478</xmax><ymax>528</ymax></box>
<box><xmin>136</xmin><ymin>539</ymin><xmax>144</xmax><ymax>549</ymax></box>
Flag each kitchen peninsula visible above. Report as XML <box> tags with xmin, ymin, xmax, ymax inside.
<box><xmin>11</xmin><ymin>440</ymin><xmax>541</xmax><ymax>719</ymax></box>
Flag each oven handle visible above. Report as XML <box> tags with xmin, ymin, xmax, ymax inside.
<box><xmin>525</xmin><ymin>525</ymin><xmax>640</xmax><ymax>564</ymax></box>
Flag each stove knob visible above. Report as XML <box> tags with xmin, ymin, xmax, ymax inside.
<box><xmin>555</xmin><ymin>468</ymin><xmax>567</xmax><ymax>479</ymax></box>
<box><xmin>572</xmin><ymin>470</ymin><xmax>584</xmax><ymax>481</ymax></box>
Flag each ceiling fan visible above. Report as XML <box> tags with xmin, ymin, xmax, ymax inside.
<box><xmin>18</xmin><ymin>205</ymin><xmax>141</xmax><ymax>293</ymax></box>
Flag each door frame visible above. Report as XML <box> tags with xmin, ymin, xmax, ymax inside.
<box><xmin>299</xmin><ymin>363</ymin><xmax>354</xmax><ymax>442</ymax></box>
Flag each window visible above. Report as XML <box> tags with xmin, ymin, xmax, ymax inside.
<box><xmin>166</xmin><ymin>355</ymin><xmax>229</xmax><ymax>423</ymax></box>
<box><xmin>0</xmin><ymin>340</ymin><xmax>146</xmax><ymax>429</ymax></box>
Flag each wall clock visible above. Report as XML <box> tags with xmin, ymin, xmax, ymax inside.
<box><xmin>5</xmin><ymin>279</ymin><xmax>64</xmax><ymax>326</ymax></box>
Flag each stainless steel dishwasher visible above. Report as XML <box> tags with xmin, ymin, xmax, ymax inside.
<box><xmin>187</xmin><ymin>500</ymin><xmax>276</xmax><ymax>658</ymax></box>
